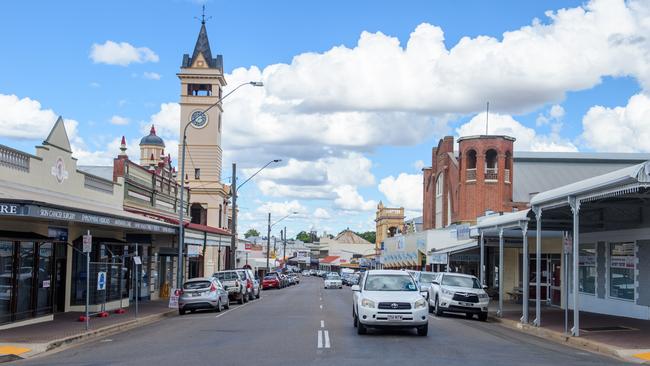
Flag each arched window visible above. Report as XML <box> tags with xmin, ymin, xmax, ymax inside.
<box><xmin>485</xmin><ymin>149</ymin><xmax>498</xmax><ymax>181</ymax></box>
<box><xmin>466</xmin><ymin>150</ymin><xmax>477</xmax><ymax>181</ymax></box>
<box><xmin>435</xmin><ymin>173</ymin><xmax>444</xmax><ymax>228</ymax></box>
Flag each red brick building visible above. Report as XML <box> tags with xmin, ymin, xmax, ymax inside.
<box><xmin>423</xmin><ymin>135</ymin><xmax>525</xmax><ymax>230</ymax></box>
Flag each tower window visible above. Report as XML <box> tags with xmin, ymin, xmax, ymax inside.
<box><xmin>187</xmin><ymin>84</ymin><xmax>213</xmax><ymax>96</ymax></box>
<box><xmin>194</xmin><ymin>168</ymin><xmax>201</xmax><ymax>180</ymax></box>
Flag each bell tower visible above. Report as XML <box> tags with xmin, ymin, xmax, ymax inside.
<box><xmin>177</xmin><ymin>15</ymin><xmax>229</xmax><ymax>230</ymax></box>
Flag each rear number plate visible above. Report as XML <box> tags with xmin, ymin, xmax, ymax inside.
<box><xmin>387</xmin><ymin>314</ymin><xmax>403</xmax><ymax>321</ymax></box>
<box><xmin>191</xmin><ymin>293</ymin><xmax>200</xmax><ymax>297</ymax></box>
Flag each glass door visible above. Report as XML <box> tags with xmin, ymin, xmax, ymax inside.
<box><xmin>15</xmin><ymin>242</ymin><xmax>35</xmax><ymax>321</ymax></box>
<box><xmin>0</xmin><ymin>241</ymin><xmax>14</xmax><ymax>324</ymax></box>
<box><xmin>550</xmin><ymin>258</ymin><xmax>562</xmax><ymax>306</ymax></box>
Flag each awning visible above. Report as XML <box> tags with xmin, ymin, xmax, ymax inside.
<box><xmin>475</xmin><ymin>209</ymin><xmax>530</xmax><ymax>231</ymax></box>
<box><xmin>320</xmin><ymin>256</ymin><xmax>340</xmax><ymax>265</ymax></box>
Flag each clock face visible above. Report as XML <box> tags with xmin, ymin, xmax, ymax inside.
<box><xmin>190</xmin><ymin>110</ymin><xmax>208</xmax><ymax>128</ymax></box>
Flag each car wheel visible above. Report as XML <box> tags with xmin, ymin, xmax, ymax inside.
<box><xmin>353</xmin><ymin>310</ymin><xmax>358</xmax><ymax>328</ymax></box>
<box><xmin>434</xmin><ymin>297</ymin><xmax>444</xmax><ymax>316</ymax></box>
<box><xmin>256</xmin><ymin>290</ymin><xmax>261</xmax><ymax>299</ymax></box>
<box><xmin>357</xmin><ymin>320</ymin><xmax>367</xmax><ymax>335</ymax></box>
<box><xmin>479</xmin><ymin>312</ymin><xmax>488</xmax><ymax>321</ymax></box>
<box><xmin>224</xmin><ymin>298</ymin><xmax>230</xmax><ymax>310</ymax></box>
<box><xmin>428</xmin><ymin>301</ymin><xmax>434</xmax><ymax>314</ymax></box>
<box><xmin>465</xmin><ymin>313</ymin><xmax>474</xmax><ymax>319</ymax></box>
<box><xmin>417</xmin><ymin>325</ymin><xmax>428</xmax><ymax>336</ymax></box>
<box><xmin>215</xmin><ymin>300</ymin><xmax>222</xmax><ymax>312</ymax></box>
<box><xmin>238</xmin><ymin>293</ymin><xmax>245</xmax><ymax>304</ymax></box>
<box><xmin>179</xmin><ymin>308</ymin><xmax>186</xmax><ymax>316</ymax></box>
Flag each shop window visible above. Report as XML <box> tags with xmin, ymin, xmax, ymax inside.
<box><xmin>0</xmin><ymin>241</ymin><xmax>14</xmax><ymax>324</ymax></box>
<box><xmin>609</xmin><ymin>242</ymin><xmax>635</xmax><ymax>300</ymax></box>
<box><xmin>194</xmin><ymin>168</ymin><xmax>200</xmax><ymax>180</ymax></box>
<box><xmin>578</xmin><ymin>243</ymin><xmax>596</xmax><ymax>294</ymax></box>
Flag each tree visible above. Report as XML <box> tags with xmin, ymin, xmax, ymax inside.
<box><xmin>358</xmin><ymin>231</ymin><xmax>376</xmax><ymax>244</ymax></box>
<box><xmin>296</xmin><ymin>231</ymin><xmax>312</xmax><ymax>243</ymax></box>
<box><xmin>244</xmin><ymin>228</ymin><xmax>260</xmax><ymax>238</ymax></box>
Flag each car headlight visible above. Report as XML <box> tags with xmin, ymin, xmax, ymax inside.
<box><xmin>441</xmin><ymin>287</ymin><xmax>453</xmax><ymax>296</ymax></box>
<box><xmin>361</xmin><ymin>298</ymin><xmax>376</xmax><ymax>308</ymax></box>
<box><xmin>414</xmin><ymin>298</ymin><xmax>427</xmax><ymax>309</ymax></box>
<box><xmin>478</xmin><ymin>293</ymin><xmax>489</xmax><ymax>299</ymax></box>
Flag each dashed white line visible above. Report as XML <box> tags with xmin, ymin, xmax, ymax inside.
<box><xmin>319</xmin><ymin>304</ymin><xmax>323</xmax><ymax>310</ymax></box>
<box><xmin>320</xmin><ymin>320</ymin><xmax>324</xmax><ymax>328</ymax></box>
<box><xmin>324</xmin><ymin>330</ymin><xmax>330</xmax><ymax>348</ymax></box>
<box><xmin>317</xmin><ymin>330</ymin><xmax>323</xmax><ymax>348</ymax></box>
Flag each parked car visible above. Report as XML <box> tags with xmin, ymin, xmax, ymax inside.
<box><xmin>279</xmin><ymin>273</ymin><xmax>290</xmax><ymax>287</ymax></box>
<box><xmin>213</xmin><ymin>270</ymin><xmax>247</xmax><ymax>304</ymax></box>
<box><xmin>410</xmin><ymin>271</ymin><xmax>438</xmax><ymax>301</ymax></box>
<box><xmin>235</xmin><ymin>268</ymin><xmax>259</xmax><ymax>301</ymax></box>
<box><xmin>302</xmin><ymin>270</ymin><xmax>310</xmax><ymax>276</ymax></box>
<box><xmin>262</xmin><ymin>272</ymin><xmax>282</xmax><ymax>290</ymax></box>
<box><xmin>352</xmin><ymin>269</ymin><xmax>429</xmax><ymax>336</ymax></box>
<box><xmin>324</xmin><ymin>273</ymin><xmax>343</xmax><ymax>289</ymax></box>
<box><xmin>289</xmin><ymin>273</ymin><xmax>300</xmax><ymax>284</ymax></box>
<box><xmin>427</xmin><ymin>272</ymin><xmax>489</xmax><ymax>321</ymax></box>
<box><xmin>348</xmin><ymin>273</ymin><xmax>360</xmax><ymax>286</ymax></box>
<box><xmin>178</xmin><ymin>277</ymin><xmax>229</xmax><ymax>315</ymax></box>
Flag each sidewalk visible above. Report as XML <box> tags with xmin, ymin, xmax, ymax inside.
<box><xmin>0</xmin><ymin>300</ymin><xmax>176</xmax><ymax>362</ymax></box>
<box><xmin>490</xmin><ymin>302</ymin><xmax>650</xmax><ymax>364</ymax></box>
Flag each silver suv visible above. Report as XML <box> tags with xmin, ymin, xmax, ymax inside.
<box><xmin>235</xmin><ymin>268</ymin><xmax>260</xmax><ymax>301</ymax></box>
<box><xmin>213</xmin><ymin>270</ymin><xmax>247</xmax><ymax>304</ymax></box>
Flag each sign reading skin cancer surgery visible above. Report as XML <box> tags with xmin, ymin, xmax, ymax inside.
<box><xmin>97</xmin><ymin>271</ymin><xmax>107</xmax><ymax>291</ymax></box>
<box><xmin>168</xmin><ymin>289</ymin><xmax>180</xmax><ymax>309</ymax></box>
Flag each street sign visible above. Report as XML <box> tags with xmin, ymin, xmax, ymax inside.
<box><xmin>97</xmin><ymin>271</ymin><xmax>107</xmax><ymax>290</ymax></box>
<box><xmin>133</xmin><ymin>256</ymin><xmax>142</xmax><ymax>265</ymax></box>
<box><xmin>563</xmin><ymin>233</ymin><xmax>572</xmax><ymax>254</ymax></box>
<box><xmin>83</xmin><ymin>234</ymin><xmax>92</xmax><ymax>253</ymax></box>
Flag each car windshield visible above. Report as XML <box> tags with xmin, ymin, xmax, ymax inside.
<box><xmin>326</xmin><ymin>274</ymin><xmax>340</xmax><ymax>280</ymax></box>
<box><xmin>183</xmin><ymin>281</ymin><xmax>211</xmax><ymax>290</ymax></box>
<box><xmin>364</xmin><ymin>274</ymin><xmax>417</xmax><ymax>291</ymax></box>
<box><xmin>441</xmin><ymin>275</ymin><xmax>481</xmax><ymax>289</ymax></box>
<box><xmin>213</xmin><ymin>272</ymin><xmax>239</xmax><ymax>281</ymax></box>
<box><xmin>419</xmin><ymin>273</ymin><xmax>435</xmax><ymax>283</ymax></box>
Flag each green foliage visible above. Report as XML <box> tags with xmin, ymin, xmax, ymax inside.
<box><xmin>358</xmin><ymin>231</ymin><xmax>376</xmax><ymax>243</ymax></box>
<box><xmin>296</xmin><ymin>231</ymin><xmax>312</xmax><ymax>243</ymax></box>
<box><xmin>244</xmin><ymin>228</ymin><xmax>260</xmax><ymax>238</ymax></box>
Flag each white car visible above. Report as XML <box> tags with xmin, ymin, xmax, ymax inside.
<box><xmin>428</xmin><ymin>272</ymin><xmax>489</xmax><ymax>321</ymax></box>
<box><xmin>352</xmin><ymin>270</ymin><xmax>429</xmax><ymax>336</ymax></box>
<box><xmin>324</xmin><ymin>273</ymin><xmax>342</xmax><ymax>289</ymax></box>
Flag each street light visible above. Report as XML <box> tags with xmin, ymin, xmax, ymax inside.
<box><xmin>177</xmin><ymin>81</ymin><xmax>263</xmax><ymax>289</ymax></box>
<box><xmin>266</xmin><ymin>211</ymin><xmax>298</xmax><ymax>272</ymax></box>
<box><xmin>229</xmin><ymin>159</ymin><xmax>281</xmax><ymax>269</ymax></box>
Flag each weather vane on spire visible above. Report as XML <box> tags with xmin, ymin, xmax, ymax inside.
<box><xmin>195</xmin><ymin>4</ymin><xmax>212</xmax><ymax>25</ymax></box>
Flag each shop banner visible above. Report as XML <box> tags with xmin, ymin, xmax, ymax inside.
<box><xmin>168</xmin><ymin>289</ymin><xmax>180</xmax><ymax>309</ymax></box>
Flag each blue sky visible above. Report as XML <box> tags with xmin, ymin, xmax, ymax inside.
<box><xmin>0</xmin><ymin>0</ymin><xmax>648</xmax><ymax>239</ymax></box>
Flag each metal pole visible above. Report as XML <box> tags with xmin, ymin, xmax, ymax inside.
<box><xmin>266</xmin><ymin>212</ymin><xmax>271</xmax><ymax>272</ymax></box>
<box><xmin>136</xmin><ymin>243</ymin><xmax>139</xmax><ymax>318</ymax></box>
<box><xmin>283</xmin><ymin>226</ymin><xmax>287</xmax><ymax>269</ymax></box>
<box><xmin>521</xmin><ymin>222</ymin><xmax>529</xmax><ymax>324</ymax></box>
<box><xmin>177</xmin><ymin>133</ymin><xmax>187</xmax><ymax>289</ymax></box>
<box><xmin>564</xmin><ymin>232</ymin><xmax>569</xmax><ymax>334</ymax></box>
<box><xmin>570</xmin><ymin>197</ymin><xmax>580</xmax><ymax>337</ymax></box>
<box><xmin>86</xmin><ymin>249</ymin><xmax>89</xmax><ymax>331</ymax></box>
<box><xmin>479</xmin><ymin>231</ymin><xmax>485</xmax><ymax>286</ymax></box>
<box><xmin>498</xmin><ymin>228</ymin><xmax>504</xmax><ymax>317</ymax></box>
<box><xmin>230</xmin><ymin>163</ymin><xmax>237</xmax><ymax>270</ymax></box>
<box><xmin>533</xmin><ymin>207</ymin><xmax>542</xmax><ymax>327</ymax></box>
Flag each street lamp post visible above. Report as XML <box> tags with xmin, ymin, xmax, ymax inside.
<box><xmin>229</xmin><ymin>159</ymin><xmax>281</xmax><ymax>269</ymax></box>
<box><xmin>265</xmin><ymin>212</ymin><xmax>298</xmax><ymax>273</ymax></box>
<box><xmin>177</xmin><ymin>81</ymin><xmax>263</xmax><ymax>289</ymax></box>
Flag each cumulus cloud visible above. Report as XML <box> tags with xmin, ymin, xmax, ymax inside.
<box><xmin>457</xmin><ymin>112</ymin><xmax>578</xmax><ymax>152</ymax></box>
<box><xmin>0</xmin><ymin>94</ymin><xmax>63</xmax><ymax>139</ymax></box>
<box><xmin>333</xmin><ymin>185</ymin><xmax>377</xmax><ymax>211</ymax></box>
<box><xmin>313</xmin><ymin>208</ymin><xmax>331</xmax><ymax>220</ymax></box>
<box><xmin>581</xmin><ymin>93</ymin><xmax>650</xmax><ymax>152</ymax></box>
<box><xmin>90</xmin><ymin>41</ymin><xmax>159</xmax><ymax>66</ymax></box>
<box><xmin>256</xmin><ymin>200</ymin><xmax>307</xmax><ymax>218</ymax></box>
<box><xmin>143</xmin><ymin>72</ymin><xmax>161</xmax><ymax>80</ymax></box>
<box><xmin>110</xmin><ymin>115</ymin><xmax>129</xmax><ymax>125</ymax></box>
<box><xmin>378</xmin><ymin>173</ymin><xmax>423</xmax><ymax>211</ymax></box>
<box><xmin>144</xmin><ymin>102</ymin><xmax>180</xmax><ymax>139</ymax></box>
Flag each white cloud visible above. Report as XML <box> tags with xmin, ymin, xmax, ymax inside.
<box><xmin>256</xmin><ymin>200</ymin><xmax>307</xmax><ymax>218</ymax></box>
<box><xmin>378</xmin><ymin>173</ymin><xmax>423</xmax><ymax>211</ymax></box>
<box><xmin>90</xmin><ymin>41</ymin><xmax>159</xmax><ymax>66</ymax></box>
<box><xmin>413</xmin><ymin>160</ymin><xmax>426</xmax><ymax>171</ymax></box>
<box><xmin>457</xmin><ymin>112</ymin><xmax>578</xmax><ymax>152</ymax></box>
<box><xmin>581</xmin><ymin>93</ymin><xmax>650</xmax><ymax>152</ymax></box>
<box><xmin>89</xmin><ymin>82</ymin><xmax>101</xmax><ymax>88</ymax></box>
<box><xmin>0</xmin><ymin>94</ymin><xmax>62</xmax><ymax>139</ymax></box>
<box><xmin>143</xmin><ymin>72</ymin><xmax>161</xmax><ymax>80</ymax></box>
<box><xmin>110</xmin><ymin>115</ymin><xmax>129</xmax><ymax>125</ymax></box>
<box><xmin>313</xmin><ymin>208</ymin><xmax>331</xmax><ymax>220</ymax></box>
<box><xmin>333</xmin><ymin>185</ymin><xmax>377</xmax><ymax>211</ymax></box>
<box><xmin>144</xmin><ymin>103</ymin><xmax>179</xmax><ymax>139</ymax></box>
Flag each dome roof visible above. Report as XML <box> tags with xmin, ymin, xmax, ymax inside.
<box><xmin>140</xmin><ymin>125</ymin><xmax>165</xmax><ymax>147</ymax></box>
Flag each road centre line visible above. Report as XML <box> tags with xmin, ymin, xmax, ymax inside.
<box><xmin>320</xmin><ymin>320</ymin><xmax>324</xmax><ymax>328</ymax></box>
<box><xmin>319</xmin><ymin>304</ymin><xmax>323</xmax><ymax>310</ymax></box>
<box><xmin>324</xmin><ymin>330</ymin><xmax>330</xmax><ymax>348</ymax></box>
<box><xmin>317</xmin><ymin>330</ymin><xmax>323</xmax><ymax>348</ymax></box>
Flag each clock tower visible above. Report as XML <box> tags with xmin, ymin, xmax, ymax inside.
<box><xmin>177</xmin><ymin>19</ymin><xmax>229</xmax><ymax>233</ymax></box>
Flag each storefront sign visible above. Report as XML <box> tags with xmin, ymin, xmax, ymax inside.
<box><xmin>42</xmin><ymin>280</ymin><xmax>50</xmax><ymax>288</ymax></box>
<box><xmin>456</xmin><ymin>224</ymin><xmax>470</xmax><ymax>240</ymax></box>
<box><xmin>168</xmin><ymin>289</ymin><xmax>180</xmax><ymax>309</ymax></box>
<box><xmin>611</xmin><ymin>255</ymin><xmax>635</xmax><ymax>269</ymax></box>
<box><xmin>0</xmin><ymin>203</ymin><xmax>20</xmax><ymax>215</ymax></box>
<box><xmin>431</xmin><ymin>252</ymin><xmax>448</xmax><ymax>264</ymax></box>
<box><xmin>83</xmin><ymin>234</ymin><xmax>92</xmax><ymax>253</ymax></box>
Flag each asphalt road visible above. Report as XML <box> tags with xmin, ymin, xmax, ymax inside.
<box><xmin>18</xmin><ymin>277</ymin><xmax>627</xmax><ymax>366</ymax></box>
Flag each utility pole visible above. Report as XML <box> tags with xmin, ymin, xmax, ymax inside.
<box><xmin>283</xmin><ymin>226</ymin><xmax>287</xmax><ymax>270</ymax></box>
<box><xmin>230</xmin><ymin>163</ymin><xmax>237</xmax><ymax>269</ymax></box>
<box><xmin>266</xmin><ymin>212</ymin><xmax>271</xmax><ymax>273</ymax></box>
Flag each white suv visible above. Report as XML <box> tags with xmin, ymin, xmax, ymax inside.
<box><xmin>352</xmin><ymin>270</ymin><xmax>429</xmax><ymax>336</ymax></box>
<box><xmin>428</xmin><ymin>272</ymin><xmax>489</xmax><ymax>321</ymax></box>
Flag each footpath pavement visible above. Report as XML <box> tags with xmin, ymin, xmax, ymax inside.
<box><xmin>0</xmin><ymin>300</ymin><xmax>175</xmax><ymax>363</ymax></box>
<box><xmin>490</xmin><ymin>304</ymin><xmax>650</xmax><ymax>364</ymax></box>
